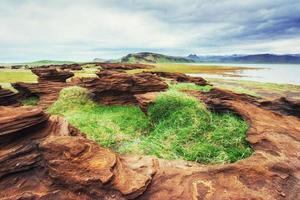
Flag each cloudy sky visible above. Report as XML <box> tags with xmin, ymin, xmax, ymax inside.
<box><xmin>0</xmin><ymin>0</ymin><xmax>300</xmax><ymax>62</ymax></box>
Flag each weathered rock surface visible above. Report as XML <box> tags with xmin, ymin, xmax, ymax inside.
<box><xmin>97</xmin><ymin>63</ymin><xmax>154</xmax><ymax>70</ymax></box>
<box><xmin>150</xmin><ymin>71</ymin><xmax>209</xmax><ymax>86</ymax></box>
<box><xmin>13</xmin><ymin>68</ymin><xmax>74</xmax><ymax>108</ymax></box>
<box><xmin>190</xmin><ymin>88</ymin><xmax>300</xmax><ymax>118</ymax></box>
<box><xmin>5</xmin><ymin>70</ymin><xmax>300</xmax><ymax>199</ymax></box>
<box><xmin>73</xmin><ymin>70</ymin><xmax>168</xmax><ymax>105</ymax></box>
<box><xmin>1</xmin><ymin>89</ymin><xmax>300</xmax><ymax>199</ymax></box>
<box><xmin>0</xmin><ymin>106</ymin><xmax>153</xmax><ymax>199</ymax></box>
<box><xmin>30</xmin><ymin>63</ymin><xmax>82</xmax><ymax>71</ymax></box>
<box><xmin>31</xmin><ymin>68</ymin><xmax>74</xmax><ymax>82</ymax></box>
<box><xmin>0</xmin><ymin>86</ymin><xmax>19</xmax><ymax>106</ymax></box>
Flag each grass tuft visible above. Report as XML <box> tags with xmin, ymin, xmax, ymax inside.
<box><xmin>21</xmin><ymin>96</ymin><xmax>39</xmax><ymax>106</ymax></box>
<box><xmin>48</xmin><ymin>86</ymin><xmax>252</xmax><ymax>164</ymax></box>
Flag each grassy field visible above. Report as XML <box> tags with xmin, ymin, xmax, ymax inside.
<box><xmin>48</xmin><ymin>86</ymin><xmax>252</xmax><ymax>164</ymax></box>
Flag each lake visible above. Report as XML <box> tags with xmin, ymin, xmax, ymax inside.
<box><xmin>188</xmin><ymin>63</ymin><xmax>300</xmax><ymax>85</ymax></box>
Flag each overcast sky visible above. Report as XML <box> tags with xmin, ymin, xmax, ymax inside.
<box><xmin>0</xmin><ymin>0</ymin><xmax>300</xmax><ymax>62</ymax></box>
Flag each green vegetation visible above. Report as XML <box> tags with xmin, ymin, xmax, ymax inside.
<box><xmin>21</xmin><ymin>96</ymin><xmax>39</xmax><ymax>106</ymax></box>
<box><xmin>168</xmin><ymin>82</ymin><xmax>212</xmax><ymax>92</ymax></box>
<box><xmin>0</xmin><ymin>69</ymin><xmax>37</xmax><ymax>83</ymax></box>
<box><xmin>48</xmin><ymin>86</ymin><xmax>252</xmax><ymax>164</ymax></box>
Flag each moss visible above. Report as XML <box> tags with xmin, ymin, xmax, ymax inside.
<box><xmin>48</xmin><ymin>86</ymin><xmax>252</xmax><ymax>164</ymax></box>
<box><xmin>21</xmin><ymin>96</ymin><xmax>39</xmax><ymax>106</ymax></box>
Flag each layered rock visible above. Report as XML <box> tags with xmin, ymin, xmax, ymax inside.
<box><xmin>1</xmin><ymin>87</ymin><xmax>300</xmax><ymax>199</ymax></box>
<box><xmin>0</xmin><ymin>106</ymin><xmax>153</xmax><ymax>199</ymax></box>
<box><xmin>150</xmin><ymin>71</ymin><xmax>209</xmax><ymax>86</ymax></box>
<box><xmin>30</xmin><ymin>63</ymin><xmax>82</xmax><ymax>71</ymax></box>
<box><xmin>31</xmin><ymin>68</ymin><xmax>74</xmax><ymax>82</ymax></box>
<box><xmin>1</xmin><ymin>84</ymin><xmax>300</xmax><ymax>199</ymax></box>
<box><xmin>97</xmin><ymin>63</ymin><xmax>154</xmax><ymax>70</ymax></box>
<box><xmin>0</xmin><ymin>86</ymin><xmax>19</xmax><ymax>106</ymax></box>
<box><xmin>73</xmin><ymin>70</ymin><xmax>168</xmax><ymax>105</ymax></box>
<box><xmin>13</xmin><ymin>68</ymin><xmax>74</xmax><ymax>108</ymax></box>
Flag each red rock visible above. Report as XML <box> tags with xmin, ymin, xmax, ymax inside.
<box><xmin>74</xmin><ymin>70</ymin><xmax>168</xmax><ymax>105</ymax></box>
<box><xmin>13</xmin><ymin>68</ymin><xmax>75</xmax><ymax>108</ymax></box>
<box><xmin>30</xmin><ymin>63</ymin><xmax>82</xmax><ymax>71</ymax></box>
<box><xmin>97</xmin><ymin>63</ymin><xmax>154</xmax><ymax>70</ymax></box>
<box><xmin>0</xmin><ymin>106</ymin><xmax>153</xmax><ymax>199</ymax></box>
<box><xmin>4</xmin><ymin>79</ymin><xmax>300</xmax><ymax>199</ymax></box>
<box><xmin>150</xmin><ymin>71</ymin><xmax>209</xmax><ymax>86</ymax></box>
<box><xmin>134</xmin><ymin>92</ymin><xmax>159</xmax><ymax>113</ymax></box>
<box><xmin>31</xmin><ymin>68</ymin><xmax>74</xmax><ymax>82</ymax></box>
<box><xmin>0</xmin><ymin>86</ymin><xmax>19</xmax><ymax>106</ymax></box>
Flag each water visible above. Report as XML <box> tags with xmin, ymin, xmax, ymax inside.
<box><xmin>188</xmin><ymin>63</ymin><xmax>300</xmax><ymax>85</ymax></box>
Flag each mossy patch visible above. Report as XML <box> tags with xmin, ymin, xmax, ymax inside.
<box><xmin>48</xmin><ymin>86</ymin><xmax>252</xmax><ymax>164</ymax></box>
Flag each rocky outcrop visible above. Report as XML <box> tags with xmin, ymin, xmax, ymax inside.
<box><xmin>1</xmin><ymin>84</ymin><xmax>300</xmax><ymax>199</ymax></box>
<box><xmin>73</xmin><ymin>70</ymin><xmax>168</xmax><ymax>105</ymax></box>
<box><xmin>150</xmin><ymin>71</ymin><xmax>209</xmax><ymax>86</ymax></box>
<box><xmin>0</xmin><ymin>106</ymin><xmax>153</xmax><ymax>199</ymax></box>
<box><xmin>260</xmin><ymin>97</ymin><xmax>300</xmax><ymax>118</ymax></box>
<box><xmin>1</xmin><ymin>86</ymin><xmax>300</xmax><ymax>199</ymax></box>
<box><xmin>30</xmin><ymin>63</ymin><xmax>82</xmax><ymax>71</ymax></box>
<box><xmin>97</xmin><ymin>63</ymin><xmax>154</xmax><ymax>70</ymax></box>
<box><xmin>31</xmin><ymin>68</ymin><xmax>74</xmax><ymax>82</ymax></box>
<box><xmin>0</xmin><ymin>86</ymin><xmax>19</xmax><ymax>106</ymax></box>
<box><xmin>13</xmin><ymin>68</ymin><xmax>74</xmax><ymax>108</ymax></box>
<box><xmin>189</xmin><ymin>88</ymin><xmax>300</xmax><ymax>118</ymax></box>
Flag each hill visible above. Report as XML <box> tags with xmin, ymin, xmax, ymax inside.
<box><xmin>187</xmin><ymin>54</ymin><xmax>300</xmax><ymax>64</ymax></box>
<box><xmin>121</xmin><ymin>52</ymin><xmax>194</xmax><ymax>63</ymax></box>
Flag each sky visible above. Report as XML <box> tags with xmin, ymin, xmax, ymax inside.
<box><xmin>0</xmin><ymin>0</ymin><xmax>300</xmax><ymax>62</ymax></box>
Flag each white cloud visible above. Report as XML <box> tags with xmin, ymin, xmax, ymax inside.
<box><xmin>0</xmin><ymin>0</ymin><xmax>299</xmax><ymax>61</ymax></box>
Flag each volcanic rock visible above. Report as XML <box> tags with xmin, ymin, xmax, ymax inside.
<box><xmin>0</xmin><ymin>86</ymin><xmax>19</xmax><ymax>106</ymax></box>
<box><xmin>13</xmin><ymin>68</ymin><xmax>74</xmax><ymax>108</ymax></box>
<box><xmin>1</xmin><ymin>85</ymin><xmax>300</xmax><ymax>199</ymax></box>
<box><xmin>190</xmin><ymin>88</ymin><xmax>300</xmax><ymax>118</ymax></box>
<box><xmin>73</xmin><ymin>70</ymin><xmax>168</xmax><ymax>105</ymax></box>
<box><xmin>150</xmin><ymin>71</ymin><xmax>209</xmax><ymax>86</ymax></box>
<box><xmin>0</xmin><ymin>106</ymin><xmax>153</xmax><ymax>199</ymax></box>
<box><xmin>97</xmin><ymin>63</ymin><xmax>154</xmax><ymax>70</ymax></box>
<box><xmin>31</xmin><ymin>68</ymin><xmax>74</xmax><ymax>82</ymax></box>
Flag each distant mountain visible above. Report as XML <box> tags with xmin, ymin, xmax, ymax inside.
<box><xmin>93</xmin><ymin>58</ymin><xmax>120</xmax><ymax>63</ymax></box>
<box><xmin>187</xmin><ymin>54</ymin><xmax>300</xmax><ymax>64</ymax></box>
<box><xmin>121</xmin><ymin>52</ymin><xmax>194</xmax><ymax>63</ymax></box>
<box><xmin>29</xmin><ymin>60</ymin><xmax>75</xmax><ymax>65</ymax></box>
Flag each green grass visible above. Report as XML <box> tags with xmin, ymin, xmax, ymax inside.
<box><xmin>0</xmin><ymin>69</ymin><xmax>37</xmax><ymax>83</ymax></box>
<box><xmin>48</xmin><ymin>86</ymin><xmax>252</xmax><ymax>164</ymax></box>
<box><xmin>168</xmin><ymin>82</ymin><xmax>212</xmax><ymax>92</ymax></box>
<box><xmin>21</xmin><ymin>96</ymin><xmax>39</xmax><ymax>106</ymax></box>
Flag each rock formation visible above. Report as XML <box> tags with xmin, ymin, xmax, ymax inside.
<box><xmin>0</xmin><ymin>86</ymin><xmax>19</xmax><ymax>106</ymax></box>
<box><xmin>96</xmin><ymin>63</ymin><xmax>154</xmax><ymax>70</ymax></box>
<box><xmin>13</xmin><ymin>68</ymin><xmax>74</xmax><ymax>108</ymax></box>
<box><xmin>1</xmin><ymin>85</ymin><xmax>300</xmax><ymax>199</ymax></box>
<box><xmin>150</xmin><ymin>71</ymin><xmax>209</xmax><ymax>86</ymax></box>
<box><xmin>73</xmin><ymin>70</ymin><xmax>168</xmax><ymax>105</ymax></box>
<box><xmin>0</xmin><ymin>106</ymin><xmax>153</xmax><ymax>199</ymax></box>
<box><xmin>30</xmin><ymin>63</ymin><xmax>82</xmax><ymax>71</ymax></box>
<box><xmin>31</xmin><ymin>68</ymin><xmax>74</xmax><ymax>82</ymax></box>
